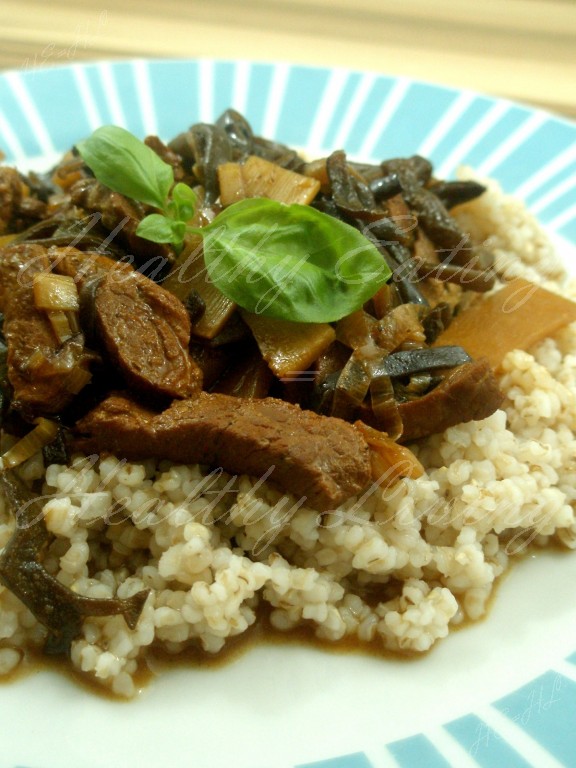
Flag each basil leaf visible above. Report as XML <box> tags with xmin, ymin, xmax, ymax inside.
<box><xmin>137</xmin><ymin>214</ymin><xmax>186</xmax><ymax>244</ymax></box>
<box><xmin>200</xmin><ymin>198</ymin><xmax>391</xmax><ymax>323</ymax></box>
<box><xmin>76</xmin><ymin>125</ymin><xmax>174</xmax><ymax>209</ymax></box>
<box><xmin>171</xmin><ymin>182</ymin><xmax>198</xmax><ymax>221</ymax></box>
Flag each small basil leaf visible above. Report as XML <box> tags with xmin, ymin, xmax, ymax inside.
<box><xmin>172</xmin><ymin>182</ymin><xmax>198</xmax><ymax>219</ymax></box>
<box><xmin>201</xmin><ymin>198</ymin><xmax>391</xmax><ymax>323</ymax></box>
<box><xmin>136</xmin><ymin>214</ymin><xmax>186</xmax><ymax>244</ymax></box>
<box><xmin>76</xmin><ymin>125</ymin><xmax>174</xmax><ymax>209</ymax></box>
<box><xmin>172</xmin><ymin>181</ymin><xmax>198</xmax><ymax>212</ymax></box>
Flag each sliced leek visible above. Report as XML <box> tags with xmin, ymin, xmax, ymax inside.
<box><xmin>0</xmin><ymin>418</ymin><xmax>59</xmax><ymax>470</ymax></box>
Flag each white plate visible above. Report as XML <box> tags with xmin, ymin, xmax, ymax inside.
<box><xmin>1</xmin><ymin>59</ymin><xmax>576</xmax><ymax>768</ymax></box>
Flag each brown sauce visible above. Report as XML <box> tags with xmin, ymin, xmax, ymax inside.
<box><xmin>0</xmin><ymin>542</ymin><xmax>569</xmax><ymax>700</ymax></box>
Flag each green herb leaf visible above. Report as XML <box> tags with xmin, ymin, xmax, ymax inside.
<box><xmin>170</xmin><ymin>182</ymin><xmax>198</xmax><ymax>221</ymax></box>
<box><xmin>199</xmin><ymin>198</ymin><xmax>391</xmax><ymax>323</ymax></box>
<box><xmin>137</xmin><ymin>214</ymin><xmax>187</xmax><ymax>244</ymax></box>
<box><xmin>76</xmin><ymin>125</ymin><xmax>174</xmax><ymax>210</ymax></box>
<box><xmin>76</xmin><ymin>127</ymin><xmax>390</xmax><ymax>322</ymax></box>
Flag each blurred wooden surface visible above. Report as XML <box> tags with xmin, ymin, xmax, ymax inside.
<box><xmin>1</xmin><ymin>0</ymin><xmax>575</xmax><ymax>120</ymax></box>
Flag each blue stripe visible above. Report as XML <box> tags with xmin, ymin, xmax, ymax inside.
<box><xmin>368</xmin><ymin>82</ymin><xmax>457</xmax><ymax>163</ymax></box>
<box><xmin>493</xmin><ymin>670</ymin><xmax>576</xmax><ymax>766</ymax></box>
<box><xmin>558</xmin><ymin>216</ymin><xmax>576</xmax><ymax>244</ymax></box>
<box><xmin>102</xmin><ymin>61</ymin><xmax>146</xmax><ymax>137</ymax></box>
<box><xmin>454</xmin><ymin>105</ymin><xmax>528</xmax><ymax>173</ymax></box>
<box><xmin>486</xmin><ymin>120</ymin><xmax>576</xmax><ymax>193</ymax></box>
<box><xmin>343</xmin><ymin>78</ymin><xmax>398</xmax><ymax>155</ymax></box>
<box><xmin>295</xmin><ymin>751</ymin><xmax>374</xmax><ymax>768</ymax></box>
<box><xmin>0</xmin><ymin>77</ymin><xmax>45</xmax><ymax>157</ymax></box>
<box><xmin>80</xmin><ymin>64</ymin><xmax>117</xmax><ymax>128</ymax></box>
<box><xmin>276</xmin><ymin>66</ymin><xmax>332</xmax><ymax>147</ymax></box>
<box><xmin>426</xmin><ymin>95</ymin><xmax>494</xmax><ymax>170</ymax></box>
<box><xmin>146</xmin><ymin>60</ymin><xmax>201</xmax><ymax>140</ymax></box>
<box><xmin>444</xmin><ymin>713</ymin><xmax>532</xmax><ymax>767</ymax></box>
<box><xmin>11</xmin><ymin>67</ymin><xmax>93</xmax><ymax>154</ymax></box>
<box><xmin>241</xmin><ymin>62</ymin><xmax>275</xmax><ymax>137</ymax></box>
<box><xmin>524</xmin><ymin>159</ymin><xmax>576</xmax><ymax>207</ymax></box>
<box><xmin>321</xmin><ymin>71</ymin><xmax>365</xmax><ymax>150</ymax></box>
<box><xmin>212</xmin><ymin>60</ymin><xmax>237</xmax><ymax>121</ymax></box>
<box><xmin>536</xmin><ymin>185</ymin><xmax>576</xmax><ymax>224</ymax></box>
<box><xmin>387</xmin><ymin>733</ymin><xmax>452</xmax><ymax>767</ymax></box>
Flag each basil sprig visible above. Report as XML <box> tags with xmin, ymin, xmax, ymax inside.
<box><xmin>76</xmin><ymin>125</ymin><xmax>391</xmax><ymax>322</ymax></box>
<box><xmin>197</xmin><ymin>199</ymin><xmax>390</xmax><ymax>322</ymax></box>
<box><xmin>77</xmin><ymin>126</ymin><xmax>195</xmax><ymax>249</ymax></box>
<box><xmin>76</xmin><ymin>125</ymin><xmax>173</xmax><ymax>209</ymax></box>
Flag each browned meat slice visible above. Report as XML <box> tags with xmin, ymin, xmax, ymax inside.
<box><xmin>0</xmin><ymin>243</ymin><xmax>92</xmax><ymax>416</ymax></box>
<box><xmin>15</xmin><ymin>243</ymin><xmax>201</xmax><ymax>401</ymax></box>
<box><xmin>0</xmin><ymin>168</ymin><xmax>47</xmax><ymax>236</ymax></box>
<box><xmin>398</xmin><ymin>357</ymin><xmax>504</xmax><ymax>442</ymax></box>
<box><xmin>94</xmin><ymin>270</ymin><xmax>202</xmax><ymax>399</ymax></box>
<box><xmin>73</xmin><ymin>391</ymin><xmax>372</xmax><ymax>511</ymax></box>
<box><xmin>48</xmin><ymin>247</ymin><xmax>132</xmax><ymax>288</ymax></box>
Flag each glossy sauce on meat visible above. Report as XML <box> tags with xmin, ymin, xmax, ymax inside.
<box><xmin>73</xmin><ymin>391</ymin><xmax>373</xmax><ymax>511</ymax></box>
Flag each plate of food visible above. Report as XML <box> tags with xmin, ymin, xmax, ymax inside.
<box><xmin>0</xmin><ymin>58</ymin><xmax>575</xmax><ymax>768</ymax></box>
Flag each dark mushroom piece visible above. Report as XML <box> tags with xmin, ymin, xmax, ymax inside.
<box><xmin>322</xmin><ymin>151</ymin><xmax>429</xmax><ymax>306</ymax></box>
<box><xmin>251</xmin><ymin>135</ymin><xmax>304</xmax><ymax>171</ymax></box>
<box><xmin>184</xmin><ymin>289</ymin><xmax>207</xmax><ymax>325</ymax></box>
<box><xmin>169</xmin><ymin>123</ymin><xmax>232</xmax><ymax>206</ymax></box>
<box><xmin>428</xmin><ymin>179</ymin><xmax>487</xmax><ymax>209</ymax></box>
<box><xmin>369</xmin><ymin>173</ymin><xmax>403</xmax><ymax>202</ymax></box>
<box><xmin>377</xmin><ymin>345</ymin><xmax>472</xmax><ymax>378</ymax></box>
<box><xmin>380</xmin><ymin>156</ymin><xmax>475</xmax><ymax>265</ymax></box>
<box><xmin>216</xmin><ymin>108</ymin><xmax>254</xmax><ymax>159</ymax></box>
<box><xmin>326</xmin><ymin>150</ymin><xmax>376</xmax><ymax>213</ymax></box>
<box><xmin>421</xmin><ymin>301</ymin><xmax>454</xmax><ymax>344</ymax></box>
<box><xmin>364</xmin><ymin>230</ymin><xmax>429</xmax><ymax>308</ymax></box>
<box><xmin>0</xmin><ymin>467</ymin><xmax>148</xmax><ymax>655</ymax></box>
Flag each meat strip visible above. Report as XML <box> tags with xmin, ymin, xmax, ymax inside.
<box><xmin>397</xmin><ymin>357</ymin><xmax>504</xmax><ymax>442</ymax></box>
<box><xmin>94</xmin><ymin>270</ymin><xmax>202</xmax><ymax>399</ymax></box>
<box><xmin>73</xmin><ymin>391</ymin><xmax>372</xmax><ymax>511</ymax></box>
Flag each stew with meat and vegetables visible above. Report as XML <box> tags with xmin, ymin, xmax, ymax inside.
<box><xmin>0</xmin><ymin>109</ymin><xmax>574</xmax><ymax>676</ymax></box>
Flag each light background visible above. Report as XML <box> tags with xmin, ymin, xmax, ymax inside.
<box><xmin>1</xmin><ymin>0</ymin><xmax>575</xmax><ymax>119</ymax></box>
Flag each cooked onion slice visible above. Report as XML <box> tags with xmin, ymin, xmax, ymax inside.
<box><xmin>33</xmin><ymin>273</ymin><xmax>79</xmax><ymax>311</ymax></box>
<box><xmin>218</xmin><ymin>155</ymin><xmax>321</xmax><ymax>206</ymax></box>
<box><xmin>331</xmin><ymin>351</ymin><xmax>371</xmax><ymax>420</ymax></box>
<box><xmin>63</xmin><ymin>365</ymin><xmax>92</xmax><ymax>394</ymax></box>
<box><xmin>33</xmin><ymin>273</ymin><xmax>81</xmax><ymax>344</ymax></box>
<box><xmin>242</xmin><ymin>311</ymin><xmax>335</xmax><ymax>379</ymax></box>
<box><xmin>46</xmin><ymin>310</ymin><xmax>74</xmax><ymax>343</ymax></box>
<box><xmin>354</xmin><ymin>421</ymin><xmax>424</xmax><ymax>487</ymax></box>
<box><xmin>163</xmin><ymin>242</ymin><xmax>237</xmax><ymax>340</ymax></box>
<box><xmin>367</xmin><ymin>362</ymin><xmax>403</xmax><ymax>439</ymax></box>
<box><xmin>0</xmin><ymin>417</ymin><xmax>59</xmax><ymax>470</ymax></box>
